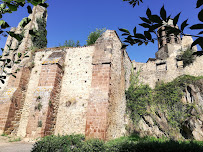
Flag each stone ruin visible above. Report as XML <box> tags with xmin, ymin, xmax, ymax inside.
<box><xmin>0</xmin><ymin>6</ymin><xmax>203</xmax><ymax>141</ymax></box>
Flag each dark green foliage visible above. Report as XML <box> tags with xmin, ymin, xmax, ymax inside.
<box><xmin>31</xmin><ymin>17</ymin><xmax>47</xmax><ymax>49</ymax></box>
<box><xmin>126</xmin><ymin>74</ymin><xmax>203</xmax><ymax>130</ymax></box>
<box><xmin>126</xmin><ymin>85</ymin><xmax>152</xmax><ymax>123</ymax></box>
<box><xmin>177</xmin><ymin>48</ymin><xmax>195</xmax><ymax>67</ymax></box>
<box><xmin>31</xmin><ymin>134</ymin><xmax>85</xmax><ymax>152</ymax></box>
<box><xmin>80</xmin><ymin>139</ymin><xmax>105</xmax><ymax>152</ymax></box>
<box><xmin>31</xmin><ymin>134</ymin><xmax>203</xmax><ymax>152</ymax></box>
<box><xmin>123</xmin><ymin>0</ymin><xmax>143</xmax><ymax>7</ymax></box>
<box><xmin>37</xmin><ymin>120</ymin><xmax>42</xmax><ymax>127</ymax></box>
<box><xmin>86</xmin><ymin>28</ymin><xmax>106</xmax><ymax>46</ymax></box>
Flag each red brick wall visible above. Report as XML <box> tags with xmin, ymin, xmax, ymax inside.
<box><xmin>0</xmin><ymin>67</ymin><xmax>30</xmax><ymax>134</ymax></box>
<box><xmin>85</xmin><ymin>64</ymin><xmax>111</xmax><ymax>140</ymax></box>
<box><xmin>44</xmin><ymin>65</ymin><xmax>63</xmax><ymax>136</ymax></box>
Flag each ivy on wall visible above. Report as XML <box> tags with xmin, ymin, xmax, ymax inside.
<box><xmin>126</xmin><ymin>74</ymin><xmax>203</xmax><ymax>132</ymax></box>
<box><xmin>31</xmin><ymin>16</ymin><xmax>47</xmax><ymax>49</ymax></box>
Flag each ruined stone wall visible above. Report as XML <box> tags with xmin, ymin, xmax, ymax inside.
<box><xmin>0</xmin><ymin>67</ymin><xmax>30</xmax><ymax>135</ymax></box>
<box><xmin>1</xmin><ymin>30</ymin><xmax>132</xmax><ymax>140</ymax></box>
<box><xmin>0</xmin><ymin>6</ymin><xmax>47</xmax><ymax>91</ymax></box>
<box><xmin>17</xmin><ymin>51</ymin><xmax>52</xmax><ymax>137</ymax></box>
<box><xmin>133</xmin><ymin>55</ymin><xmax>203</xmax><ymax>88</ymax></box>
<box><xmin>55</xmin><ymin>46</ymin><xmax>94</xmax><ymax>136</ymax></box>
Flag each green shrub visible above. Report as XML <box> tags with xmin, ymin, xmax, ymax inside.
<box><xmin>126</xmin><ymin>84</ymin><xmax>152</xmax><ymax>123</ymax></box>
<box><xmin>177</xmin><ymin>48</ymin><xmax>195</xmax><ymax>67</ymax></box>
<box><xmin>81</xmin><ymin>139</ymin><xmax>105</xmax><ymax>152</ymax></box>
<box><xmin>86</xmin><ymin>28</ymin><xmax>106</xmax><ymax>45</ymax></box>
<box><xmin>31</xmin><ymin>134</ymin><xmax>203</xmax><ymax>152</ymax></box>
<box><xmin>31</xmin><ymin>134</ymin><xmax>85</xmax><ymax>152</ymax></box>
<box><xmin>126</xmin><ymin>75</ymin><xmax>203</xmax><ymax>132</ymax></box>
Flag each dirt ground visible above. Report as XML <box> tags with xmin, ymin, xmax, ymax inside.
<box><xmin>0</xmin><ymin>136</ymin><xmax>33</xmax><ymax>152</ymax></box>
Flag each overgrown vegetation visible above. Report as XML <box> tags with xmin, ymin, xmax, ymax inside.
<box><xmin>126</xmin><ymin>73</ymin><xmax>203</xmax><ymax>134</ymax></box>
<box><xmin>59</xmin><ymin>40</ymin><xmax>80</xmax><ymax>47</ymax></box>
<box><xmin>31</xmin><ymin>16</ymin><xmax>47</xmax><ymax>49</ymax></box>
<box><xmin>177</xmin><ymin>48</ymin><xmax>196</xmax><ymax>67</ymax></box>
<box><xmin>8</xmin><ymin>137</ymin><xmax>21</xmax><ymax>142</ymax></box>
<box><xmin>86</xmin><ymin>28</ymin><xmax>106</xmax><ymax>46</ymax></box>
<box><xmin>1</xmin><ymin>133</ymin><xmax>8</xmax><ymax>137</ymax></box>
<box><xmin>37</xmin><ymin>120</ymin><xmax>42</xmax><ymax>127</ymax></box>
<box><xmin>31</xmin><ymin>134</ymin><xmax>203</xmax><ymax>152</ymax></box>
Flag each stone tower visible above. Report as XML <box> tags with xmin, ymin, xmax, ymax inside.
<box><xmin>155</xmin><ymin>19</ymin><xmax>197</xmax><ymax>60</ymax></box>
<box><xmin>155</xmin><ymin>19</ymin><xmax>182</xmax><ymax>59</ymax></box>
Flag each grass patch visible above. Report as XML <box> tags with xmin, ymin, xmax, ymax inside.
<box><xmin>9</xmin><ymin>137</ymin><xmax>21</xmax><ymax>142</ymax></box>
<box><xmin>1</xmin><ymin>133</ymin><xmax>8</xmax><ymax>137</ymax></box>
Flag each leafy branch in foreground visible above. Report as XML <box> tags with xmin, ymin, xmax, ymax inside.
<box><xmin>0</xmin><ymin>0</ymin><xmax>48</xmax><ymax>85</ymax></box>
<box><xmin>120</xmin><ymin>0</ymin><xmax>203</xmax><ymax>50</ymax></box>
<box><xmin>123</xmin><ymin>0</ymin><xmax>143</xmax><ymax>7</ymax></box>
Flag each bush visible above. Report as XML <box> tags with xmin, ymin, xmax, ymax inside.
<box><xmin>60</xmin><ymin>40</ymin><xmax>80</xmax><ymax>47</ymax></box>
<box><xmin>81</xmin><ymin>139</ymin><xmax>105</xmax><ymax>152</ymax></box>
<box><xmin>125</xmin><ymin>75</ymin><xmax>203</xmax><ymax>131</ymax></box>
<box><xmin>177</xmin><ymin>48</ymin><xmax>195</xmax><ymax>67</ymax></box>
<box><xmin>86</xmin><ymin>28</ymin><xmax>106</xmax><ymax>45</ymax></box>
<box><xmin>31</xmin><ymin>134</ymin><xmax>85</xmax><ymax>152</ymax></box>
<box><xmin>31</xmin><ymin>134</ymin><xmax>203</xmax><ymax>152</ymax></box>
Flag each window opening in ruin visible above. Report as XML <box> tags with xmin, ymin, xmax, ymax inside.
<box><xmin>156</xmin><ymin>62</ymin><xmax>166</xmax><ymax>66</ymax></box>
<box><xmin>160</xmin><ymin>40</ymin><xmax>163</xmax><ymax>47</ymax></box>
<box><xmin>166</xmin><ymin>37</ymin><xmax>171</xmax><ymax>43</ymax></box>
<box><xmin>175</xmin><ymin>37</ymin><xmax>178</xmax><ymax>43</ymax></box>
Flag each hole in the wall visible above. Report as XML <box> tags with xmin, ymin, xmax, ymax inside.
<box><xmin>85</xmin><ymin>80</ymin><xmax>87</xmax><ymax>83</ymax></box>
<box><xmin>66</xmin><ymin>101</ymin><xmax>71</xmax><ymax>107</ymax></box>
<box><xmin>69</xmin><ymin>59</ymin><xmax>71</xmax><ymax>61</ymax></box>
<box><xmin>86</xmin><ymin>71</ymin><xmax>87</xmax><ymax>73</ymax></box>
<box><xmin>80</xmin><ymin>58</ymin><xmax>82</xmax><ymax>60</ymax></box>
<box><xmin>79</xmin><ymin>64</ymin><xmax>80</xmax><ymax>66</ymax></box>
<box><xmin>134</xmin><ymin>67</ymin><xmax>136</xmax><ymax>70</ymax></box>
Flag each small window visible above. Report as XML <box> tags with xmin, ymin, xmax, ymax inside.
<box><xmin>160</xmin><ymin>40</ymin><xmax>163</xmax><ymax>47</ymax></box>
<box><xmin>166</xmin><ymin>37</ymin><xmax>171</xmax><ymax>43</ymax></box>
<box><xmin>175</xmin><ymin>37</ymin><xmax>178</xmax><ymax>43</ymax></box>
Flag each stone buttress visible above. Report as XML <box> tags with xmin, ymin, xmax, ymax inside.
<box><xmin>85</xmin><ymin>30</ymin><xmax>131</xmax><ymax>140</ymax></box>
<box><xmin>26</xmin><ymin>51</ymin><xmax>65</xmax><ymax>138</ymax></box>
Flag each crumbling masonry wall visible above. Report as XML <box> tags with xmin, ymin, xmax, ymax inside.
<box><xmin>0</xmin><ymin>30</ymin><xmax>132</xmax><ymax>140</ymax></box>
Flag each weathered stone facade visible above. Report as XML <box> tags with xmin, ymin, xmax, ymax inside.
<box><xmin>133</xmin><ymin>27</ymin><xmax>202</xmax><ymax>88</ymax></box>
<box><xmin>0</xmin><ymin>28</ymin><xmax>132</xmax><ymax>140</ymax></box>
<box><xmin>1</xmin><ymin>7</ymin><xmax>203</xmax><ymax>141</ymax></box>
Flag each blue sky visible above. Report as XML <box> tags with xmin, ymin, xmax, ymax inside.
<box><xmin>0</xmin><ymin>0</ymin><xmax>201</xmax><ymax>62</ymax></box>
